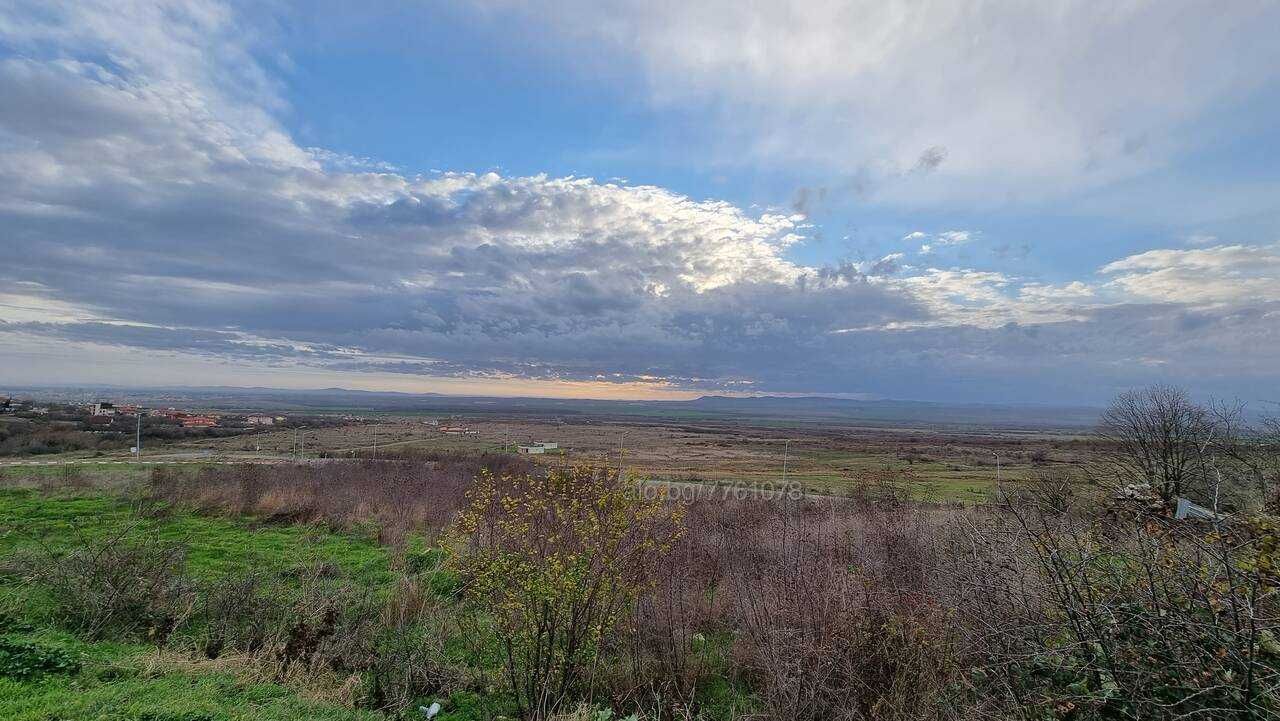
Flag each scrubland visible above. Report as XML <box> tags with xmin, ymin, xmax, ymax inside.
<box><xmin>2</xmin><ymin>386</ymin><xmax>1278</xmax><ymax>720</ymax></box>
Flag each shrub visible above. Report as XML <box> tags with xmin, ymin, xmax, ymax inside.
<box><xmin>955</xmin><ymin>486</ymin><xmax>1280</xmax><ymax>720</ymax></box>
<box><xmin>22</xmin><ymin>529</ymin><xmax>194</xmax><ymax>641</ymax></box>
<box><xmin>188</xmin><ymin>571</ymin><xmax>281</xmax><ymax>658</ymax></box>
<box><xmin>0</xmin><ymin>637</ymin><xmax>81</xmax><ymax>679</ymax></box>
<box><xmin>449</xmin><ymin>466</ymin><xmax>682</xmax><ymax>720</ymax></box>
<box><xmin>615</xmin><ymin>534</ymin><xmax>720</xmax><ymax>708</ymax></box>
<box><xmin>236</xmin><ymin>568</ymin><xmax>463</xmax><ymax>715</ymax></box>
<box><xmin>722</xmin><ymin>496</ymin><xmax>960</xmax><ymax>721</ymax></box>
<box><xmin>325</xmin><ymin>576</ymin><xmax>461</xmax><ymax>713</ymax></box>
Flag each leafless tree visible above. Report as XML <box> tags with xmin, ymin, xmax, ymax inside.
<box><xmin>1098</xmin><ymin>385</ymin><xmax>1211</xmax><ymax>504</ymax></box>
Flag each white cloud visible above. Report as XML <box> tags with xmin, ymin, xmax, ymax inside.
<box><xmin>479</xmin><ymin>0</ymin><xmax>1280</xmax><ymax>205</ymax></box>
<box><xmin>935</xmin><ymin>230</ymin><xmax>973</xmax><ymax>246</ymax></box>
<box><xmin>1101</xmin><ymin>243</ymin><xmax>1280</xmax><ymax>305</ymax></box>
<box><xmin>1018</xmin><ymin>281</ymin><xmax>1095</xmax><ymax>303</ymax></box>
<box><xmin>906</xmin><ymin>229</ymin><xmax>974</xmax><ymax>255</ymax></box>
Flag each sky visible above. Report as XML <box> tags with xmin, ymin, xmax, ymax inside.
<box><xmin>1</xmin><ymin>0</ymin><xmax>1279</xmax><ymax>404</ymax></box>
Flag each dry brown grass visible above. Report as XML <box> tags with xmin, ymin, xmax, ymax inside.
<box><xmin>609</xmin><ymin>487</ymin><xmax>981</xmax><ymax>721</ymax></box>
<box><xmin>147</xmin><ymin>452</ymin><xmax>533</xmax><ymax>543</ymax></box>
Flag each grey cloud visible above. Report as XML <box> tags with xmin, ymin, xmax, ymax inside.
<box><xmin>2</xmin><ymin>1</ymin><xmax>1279</xmax><ymax>402</ymax></box>
<box><xmin>1</xmin><ymin>321</ymin><xmax>334</xmax><ymax>362</ymax></box>
<box><xmin>790</xmin><ymin>185</ymin><xmax>828</xmax><ymax>215</ymax></box>
<box><xmin>913</xmin><ymin>146</ymin><xmax>948</xmax><ymax>173</ymax></box>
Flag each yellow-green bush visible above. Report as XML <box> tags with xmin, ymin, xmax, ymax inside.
<box><xmin>449</xmin><ymin>466</ymin><xmax>681</xmax><ymax>720</ymax></box>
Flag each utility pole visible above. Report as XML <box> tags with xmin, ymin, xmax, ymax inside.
<box><xmin>782</xmin><ymin>439</ymin><xmax>790</xmax><ymax>484</ymax></box>
<box><xmin>373</xmin><ymin>422</ymin><xmax>378</xmax><ymax>460</ymax></box>
<box><xmin>134</xmin><ymin>412</ymin><xmax>141</xmax><ymax>462</ymax></box>
<box><xmin>993</xmin><ymin>452</ymin><xmax>1002</xmax><ymax>497</ymax></box>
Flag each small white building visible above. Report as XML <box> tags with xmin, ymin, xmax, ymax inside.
<box><xmin>246</xmin><ymin>414</ymin><xmax>275</xmax><ymax>426</ymax></box>
<box><xmin>516</xmin><ymin>445</ymin><xmax>546</xmax><ymax>454</ymax></box>
<box><xmin>536</xmin><ymin>441</ymin><xmax>558</xmax><ymax>450</ymax></box>
<box><xmin>91</xmin><ymin>402</ymin><xmax>116</xmax><ymax>417</ymax></box>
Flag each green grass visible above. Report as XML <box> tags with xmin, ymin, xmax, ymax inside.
<box><xmin>0</xmin><ymin>487</ymin><xmax>756</xmax><ymax>721</ymax></box>
<box><xmin>0</xmin><ymin>489</ymin><xmax>391</xmax><ymax>584</ymax></box>
<box><xmin>0</xmin><ymin>488</ymin><xmax>531</xmax><ymax>721</ymax></box>
<box><xmin>0</xmin><ymin>489</ymin><xmax>405</xmax><ymax>720</ymax></box>
<box><xmin>1</xmin><ymin>628</ymin><xmax>366</xmax><ymax>721</ymax></box>
<box><xmin>2</xmin><ymin>669</ymin><xmax>380</xmax><ymax>721</ymax></box>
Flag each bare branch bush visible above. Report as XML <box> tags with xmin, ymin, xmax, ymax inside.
<box><xmin>610</xmin><ymin>484</ymin><xmax>971</xmax><ymax>721</ymax></box>
<box><xmin>955</xmin><ymin>471</ymin><xmax>1280</xmax><ymax>720</ymax></box>
<box><xmin>9</xmin><ymin>524</ymin><xmax>194</xmax><ymax>641</ymax></box>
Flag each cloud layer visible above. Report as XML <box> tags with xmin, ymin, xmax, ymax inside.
<box><xmin>481</xmin><ymin>0</ymin><xmax>1280</xmax><ymax>206</ymax></box>
<box><xmin>1</xmin><ymin>1</ymin><xmax>1278</xmax><ymax>402</ymax></box>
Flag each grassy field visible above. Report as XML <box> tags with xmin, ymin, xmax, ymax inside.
<box><xmin>0</xmin><ymin>477</ymin><xmax>761</xmax><ymax>721</ymax></box>
<box><xmin>0</xmin><ymin>490</ymin><xmax>392</xmax><ymax>583</ymax></box>
<box><xmin>201</xmin><ymin>417</ymin><xmax>1090</xmax><ymax>502</ymax></box>
<box><xmin>0</xmin><ymin>457</ymin><xmax>1027</xmax><ymax>719</ymax></box>
<box><xmin>0</xmin><ymin>487</ymin><xmax>412</xmax><ymax>721</ymax></box>
<box><xmin>3</xmin><ymin>408</ymin><xmax>1098</xmax><ymax>504</ymax></box>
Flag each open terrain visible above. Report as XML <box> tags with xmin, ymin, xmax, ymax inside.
<box><xmin>4</xmin><ymin>418</ymin><xmax>1091</xmax><ymax>503</ymax></box>
<box><xmin>6</xmin><ymin>387</ymin><xmax>1274</xmax><ymax>721</ymax></box>
<box><xmin>2</xmin><ymin>388</ymin><xmax>1103</xmax><ymax>502</ymax></box>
